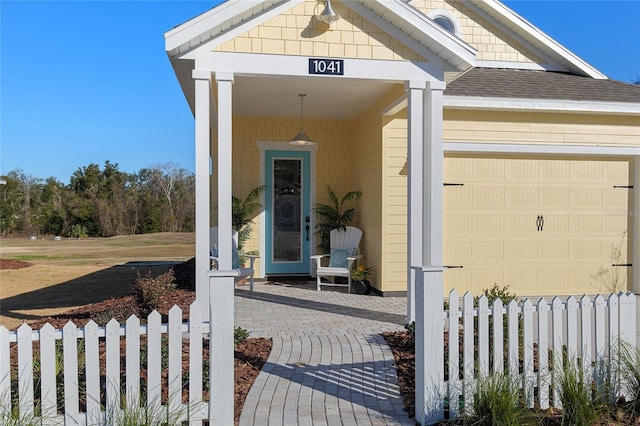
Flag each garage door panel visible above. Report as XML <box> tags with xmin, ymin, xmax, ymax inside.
<box><xmin>569</xmin><ymin>240</ymin><xmax>603</xmax><ymax>260</ymax></box>
<box><xmin>473</xmin><ymin>187</ymin><xmax>504</xmax><ymax>207</ymax></box>
<box><xmin>538</xmin><ymin>241</ymin><xmax>569</xmax><ymax>260</ymax></box>
<box><xmin>505</xmin><ymin>159</ymin><xmax>539</xmax><ymax>179</ymax></box>
<box><xmin>571</xmin><ymin>188</ymin><xmax>603</xmax><ymax>208</ymax></box>
<box><xmin>473</xmin><ymin>159</ymin><xmax>504</xmax><ymax>179</ymax></box>
<box><xmin>539</xmin><ymin>188</ymin><xmax>570</xmax><ymax>207</ymax></box>
<box><xmin>540</xmin><ymin>160</ymin><xmax>571</xmax><ymax>180</ymax></box>
<box><xmin>504</xmin><ymin>241</ymin><xmax>537</xmax><ymax>260</ymax></box>
<box><xmin>505</xmin><ymin>187</ymin><xmax>539</xmax><ymax>207</ymax></box>
<box><xmin>570</xmin><ymin>215</ymin><xmax>602</xmax><ymax>233</ymax></box>
<box><xmin>504</xmin><ymin>268</ymin><xmax>539</xmax><ymax>291</ymax></box>
<box><xmin>444</xmin><ymin>214</ymin><xmax>473</xmax><ymax>234</ymax></box>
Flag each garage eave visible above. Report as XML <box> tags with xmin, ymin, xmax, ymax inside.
<box><xmin>444</xmin><ymin>96</ymin><xmax>640</xmax><ymax>116</ymax></box>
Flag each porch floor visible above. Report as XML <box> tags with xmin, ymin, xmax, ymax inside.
<box><xmin>235</xmin><ymin>280</ymin><xmax>413</xmax><ymax>426</ymax></box>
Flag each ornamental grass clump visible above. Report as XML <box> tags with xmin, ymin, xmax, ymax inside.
<box><xmin>462</xmin><ymin>372</ymin><xmax>529</xmax><ymax>426</ymax></box>
<box><xmin>619</xmin><ymin>341</ymin><xmax>640</xmax><ymax>420</ymax></box>
<box><xmin>557</xmin><ymin>362</ymin><xmax>598</xmax><ymax>426</ymax></box>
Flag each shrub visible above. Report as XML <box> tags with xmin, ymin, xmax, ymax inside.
<box><xmin>68</xmin><ymin>224</ymin><xmax>88</xmax><ymax>238</ymax></box>
<box><xmin>234</xmin><ymin>326</ymin><xmax>250</xmax><ymax>347</ymax></box>
<box><xmin>131</xmin><ymin>270</ymin><xmax>176</xmax><ymax>317</ymax></box>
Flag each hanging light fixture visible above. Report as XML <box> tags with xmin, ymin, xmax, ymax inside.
<box><xmin>316</xmin><ymin>0</ymin><xmax>340</xmax><ymax>25</ymax></box>
<box><xmin>290</xmin><ymin>93</ymin><xmax>315</xmax><ymax>147</ymax></box>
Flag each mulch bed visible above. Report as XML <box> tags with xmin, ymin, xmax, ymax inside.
<box><xmin>13</xmin><ymin>258</ymin><xmax>271</xmax><ymax>426</ymax></box>
<box><xmin>0</xmin><ymin>258</ymin><xmax>33</xmax><ymax>270</ymax></box>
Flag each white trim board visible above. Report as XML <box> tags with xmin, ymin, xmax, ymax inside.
<box><xmin>444</xmin><ymin>142</ymin><xmax>640</xmax><ymax>157</ymax></box>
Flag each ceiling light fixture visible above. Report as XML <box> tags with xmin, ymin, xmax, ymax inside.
<box><xmin>290</xmin><ymin>93</ymin><xmax>315</xmax><ymax>147</ymax></box>
<box><xmin>317</xmin><ymin>0</ymin><xmax>340</xmax><ymax>25</ymax></box>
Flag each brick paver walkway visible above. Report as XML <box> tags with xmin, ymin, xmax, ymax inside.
<box><xmin>235</xmin><ymin>281</ymin><xmax>414</xmax><ymax>426</ymax></box>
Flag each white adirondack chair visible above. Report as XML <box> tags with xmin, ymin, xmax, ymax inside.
<box><xmin>311</xmin><ymin>226</ymin><xmax>363</xmax><ymax>293</ymax></box>
<box><xmin>210</xmin><ymin>226</ymin><xmax>258</xmax><ymax>292</ymax></box>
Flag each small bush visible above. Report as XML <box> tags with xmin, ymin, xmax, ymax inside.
<box><xmin>234</xmin><ymin>326</ymin><xmax>250</xmax><ymax>347</ymax></box>
<box><xmin>68</xmin><ymin>224</ymin><xmax>88</xmax><ymax>238</ymax></box>
<box><xmin>131</xmin><ymin>270</ymin><xmax>176</xmax><ymax>317</ymax></box>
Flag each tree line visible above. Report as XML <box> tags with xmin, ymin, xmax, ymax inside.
<box><xmin>0</xmin><ymin>161</ymin><xmax>195</xmax><ymax>237</ymax></box>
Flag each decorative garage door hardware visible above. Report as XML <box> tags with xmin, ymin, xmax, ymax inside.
<box><xmin>612</xmin><ymin>263</ymin><xmax>633</xmax><ymax>267</ymax></box>
<box><xmin>536</xmin><ymin>215</ymin><xmax>544</xmax><ymax>231</ymax></box>
<box><xmin>613</xmin><ymin>185</ymin><xmax>634</xmax><ymax>188</ymax></box>
<box><xmin>443</xmin><ymin>182</ymin><xmax>464</xmax><ymax>186</ymax></box>
<box><xmin>444</xmin><ymin>265</ymin><xmax>464</xmax><ymax>269</ymax></box>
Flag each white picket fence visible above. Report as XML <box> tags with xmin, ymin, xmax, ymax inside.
<box><xmin>443</xmin><ymin>291</ymin><xmax>638</xmax><ymax>420</ymax></box>
<box><xmin>1</xmin><ymin>289</ymin><xmax>637</xmax><ymax>424</ymax></box>
<box><xmin>0</xmin><ymin>303</ymin><xmax>211</xmax><ymax>425</ymax></box>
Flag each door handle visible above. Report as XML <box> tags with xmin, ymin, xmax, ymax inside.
<box><xmin>305</xmin><ymin>216</ymin><xmax>310</xmax><ymax>241</ymax></box>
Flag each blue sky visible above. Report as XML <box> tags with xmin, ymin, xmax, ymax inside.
<box><xmin>1</xmin><ymin>1</ymin><xmax>639</xmax><ymax>183</ymax></box>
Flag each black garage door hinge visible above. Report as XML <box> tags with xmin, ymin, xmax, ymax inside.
<box><xmin>444</xmin><ymin>183</ymin><xmax>464</xmax><ymax>186</ymax></box>
<box><xmin>612</xmin><ymin>263</ymin><xmax>632</xmax><ymax>267</ymax></box>
<box><xmin>613</xmin><ymin>185</ymin><xmax>633</xmax><ymax>189</ymax></box>
<box><xmin>444</xmin><ymin>265</ymin><xmax>464</xmax><ymax>269</ymax></box>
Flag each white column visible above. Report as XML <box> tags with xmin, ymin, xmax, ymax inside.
<box><xmin>414</xmin><ymin>266</ymin><xmax>445</xmax><ymax>425</ymax></box>
<box><xmin>208</xmin><ymin>270</ymin><xmax>238</xmax><ymax>425</ymax></box>
<box><xmin>416</xmin><ymin>82</ymin><xmax>446</xmax><ymax>425</ymax></box>
<box><xmin>407</xmin><ymin>80</ymin><xmax>426</xmax><ymax>323</ymax></box>
<box><xmin>632</xmin><ymin>156</ymin><xmax>640</xmax><ymax>294</ymax></box>
<box><xmin>216</xmin><ymin>71</ymin><xmax>234</xmax><ymax>270</ymax></box>
<box><xmin>423</xmin><ymin>83</ymin><xmax>445</xmax><ymax>267</ymax></box>
<box><xmin>192</xmin><ymin>70</ymin><xmax>211</xmax><ymax>310</ymax></box>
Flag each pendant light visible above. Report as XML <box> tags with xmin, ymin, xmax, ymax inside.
<box><xmin>317</xmin><ymin>0</ymin><xmax>340</xmax><ymax>25</ymax></box>
<box><xmin>290</xmin><ymin>93</ymin><xmax>315</xmax><ymax>147</ymax></box>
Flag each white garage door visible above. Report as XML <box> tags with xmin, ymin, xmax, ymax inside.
<box><xmin>444</xmin><ymin>156</ymin><xmax>631</xmax><ymax>296</ymax></box>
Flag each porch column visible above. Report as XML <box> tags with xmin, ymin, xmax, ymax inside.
<box><xmin>193</xmin><ymin>70</ymin><xmax>212</xmax><ymax>310</ymax></box>
<box><xmin>416</xmin><ymin>83</ymin><xmax>446</xmax><ymax>425</ymax></box>
<box><xmin>407</xmin><ymin>80</ymin><xmax>426</xmax><ymax>323</ymax></box>
<box><xmin>215</xmin><ymin>71</ymin><xmax>234</xmax><ymax>269</ymax></box>
<box><xmin>632</xmin><ymin>156</ymin><xmax>640</xmax><ymax>294</ymax></box>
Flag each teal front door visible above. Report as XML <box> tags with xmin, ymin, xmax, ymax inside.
<box><xmin>265</xmin><ymin>150</ymin><xmax>311</xmax><ymax>275</ymax></box>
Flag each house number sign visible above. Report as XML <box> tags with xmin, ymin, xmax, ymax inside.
<box><xmin>308</xmin><ymin>58</ymin><xmax>344</xmax><ymax>75</ymax></box>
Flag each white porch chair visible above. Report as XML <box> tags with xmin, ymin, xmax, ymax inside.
<box><xmin>210</xmin><ymin>226</ymin><xmax>258</xmax><ymax>292</ymax></box>
<box><xmin>311</xmin><ymin>226</ymin><xmax>363</xmax><ymax>293</ymax></box>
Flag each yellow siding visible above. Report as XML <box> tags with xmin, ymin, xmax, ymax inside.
<box><xmin>412</xmin><ymin>0</ymin><xmax>543</xmax><ymax>63</ymax></box>
<box><xmin>351</xmin><ymin>84</ymin><xmax>407</xmax><ymax>293</ymax></box>
<box><xmin>444</xmin><ymin>110</ymin><xmax>640</xmax><ymax>147</ymax></box>
<box><xmin>214</xmin><ymin>1</ymin><xmax>424</xmax><ymax>61</ymax></box>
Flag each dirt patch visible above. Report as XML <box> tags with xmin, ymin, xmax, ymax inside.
<box><xmin>0</xmin><ymin>259</ymin><xmax>33</xmax><ymax>270</ymax></box>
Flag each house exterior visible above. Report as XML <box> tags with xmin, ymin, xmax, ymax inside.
<box><xmin>165</xmin><ymin>0</ymin><xmax>640</xmax><ymax>314</ymax></box>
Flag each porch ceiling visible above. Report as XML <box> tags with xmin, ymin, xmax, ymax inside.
<box><xmin>232</xmin><ymin>75</ymin><xmax>399</xmax><ymax>120</ymax></box>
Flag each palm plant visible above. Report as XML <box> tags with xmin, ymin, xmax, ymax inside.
<box><xmin>313</xmin><ymin>185</ymin><xmax>362</xmax><ymax>253</ymax></box>
<box><xmin>232</xmin><ymin>185</ymin><xmax>266</xmax><ymax>252</ymax></box>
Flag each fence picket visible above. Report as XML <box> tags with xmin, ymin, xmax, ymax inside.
<box><xmin>38</xmin><ymin>323</ymin><xmax>57</xmax><ymax>423</ymax></box>
<box><xmin>580</xmin><ymin>295</ymin><xmax>592</xmax><ymax>386</ymax></box>
<box><xmin>522</xmin><ymin>299</ymin><xmax>534</xmax><ymax>408</ymax></box>
<box><xmin>84</xmin><ymin>320</ymin><xmax>101</xmax><ymax>425</ymax></box>
<box><xmin>147</xmin><ymin>310</ymin><xmax>162</xmax><ymax>408</ymax></box>
<box><xmin>593</xmin><ymin>295</ymin><xmax>607</xmax><ymax>399</ymax></box>
<box><xmin>551</xmin><ymin>297</ymin><xmax>563</xmax><ymax>409</ymax></box>
<box><xmin>62</xmin><ymin>321</ymin><xmax>80</xmax><ymax>423</ymax></box>
<box><xmin>492</xmin><ymin>299</ymin><xmax>504</xmax><ymax>375</ymax></box>
<box><xmin>537</xmin><ymin>299</ymin><xmax>550</xmax><ymax>410</ymax></box>
<box><xmin>168</xmin><ymin>305</ymin><xmax>183</xmax><ymax>418</ymax></box>
<box><xmin>126</xmin><ymin>315</ymin><xmax>141</xmax><ymax>411</ymax></box>
<box><xmin>608</xmin><ymin>294</ymin><xmax>620</xmax><ymax>403</ymax></box>
<box><xmin>447</xmin><ymin>289</ymin><xmax>460</xmax><ymax>418</ymax></box>
<box><xmin>17</xmin><ymin>323</ymin><xmax>34</xmax><ymax>418</ymax></box>
<box><xmin>0</xmin><ymin>326</ymin><xmax>9</xmax><ymax>414</ymax></box>
<box><xmin>477</xmin><ymin>296</ymin><xmax>489</xmax><ymax>375</ymax></box>
<box><xmin>507</xmin><ymin>300</ymin><xmax>519</xmax><ymax>375</ymax></box>
<box><xmin>189</xmin><ymin>301</ymin><xmax>205</xmax><ymax>424</ymax></box>
<box><xmin>462</xmin><ymin>292</ymin><xmax>474</xmax><ymax>410</ymax></box>
<box><xmin>105</xmin><ymin>319</ymin><xmax>121</xmax><ymax>413</ymax></box>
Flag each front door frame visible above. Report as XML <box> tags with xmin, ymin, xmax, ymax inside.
<box><xmin>258</xmin><ymin>141</ymin><xmax>318</xmax><ymax>278</ymax></box>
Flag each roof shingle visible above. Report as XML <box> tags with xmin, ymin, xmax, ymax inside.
<box><xmin>445</xmin><ymin>68</ymin><xmax>640</xmax><ymax>104</ymax></box>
